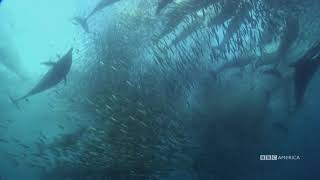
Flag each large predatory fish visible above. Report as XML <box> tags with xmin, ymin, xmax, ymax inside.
<box><xmin>9</xmin><ymin>48</ymin><xmax>73</xmax><ymax>109</ymax></box>
<box><xmin>74</xmin><ymin>0</ymin><xmax>120</xmax><ymax>33</ymax></box>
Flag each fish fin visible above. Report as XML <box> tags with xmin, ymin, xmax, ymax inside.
<box><xmin>73</xmin><ymin>16</ymin><xmax>89</xmax><ymax>33</ymax></box>
<box><xmin>41</xmin><ymin>61</ymin><xmax>56</xmax><ymax>66</ymax></box>
<box><xmin>8</xmin><ymin>95</ymin><xmax>21</xmax><ymax>111</ymax></box>
<box><xmin>292</xmin><ymin>42</ymin><xmax>320</xmax><ymax>107</ymax></box>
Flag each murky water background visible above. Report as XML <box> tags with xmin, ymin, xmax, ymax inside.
<box><xmin>0</xmin><ymin>0</ymin><xmax>320</xmax><ymax>179</ymax></box>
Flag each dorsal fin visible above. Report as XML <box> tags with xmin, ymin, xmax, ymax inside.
<box><xmin>41</xmin><ymin>61</ymin><xmax>56</xmax><ymax>66</ymax></box>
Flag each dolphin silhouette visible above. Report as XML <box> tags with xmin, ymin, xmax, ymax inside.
<box><xmin>291</xmin><ymin>41</ymin><xmax>320</xmax><ymax>107</ymax></box>
<box><xmin>9</xmin><ymin>48</ymin><xmax>73</xmax><ymax>109</ymax></box>
<box><xmin>75</xmin><ymin>0</ymin><xmax>120</xmax><ymax>33</ymax></box>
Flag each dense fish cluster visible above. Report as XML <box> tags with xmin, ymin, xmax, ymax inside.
<box><xmin>1</xmin><ymin>0</ymin><xmax>320</xmax><ymax>179</ymax></box>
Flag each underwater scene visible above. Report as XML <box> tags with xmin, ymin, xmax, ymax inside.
<box><xmin>0</xmin><ymin>0</ymin><xmax>320</xmax><ymax>179</ymax></box>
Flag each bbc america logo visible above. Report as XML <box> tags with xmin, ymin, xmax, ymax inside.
<box><xmin>260</xmin><ymin>155</ymin><xmax>278</xmax><ymax>160</ymax></box>
<box><xmin>260</xmin><ymin>155</ymin><xmax>301</xmax><ymax>160</ymax></box>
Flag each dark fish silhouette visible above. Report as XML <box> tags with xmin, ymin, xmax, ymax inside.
<box><xmin>87</xmin><ymin>0</ymin><xmax>120</xmax><ymax>19</ymax></box>
<box><xmin>292</xmin><ymin>41</ymin><xmax>320</xmax><ymax>107</ymax></box>
<box><xmin>75</xmin><ymin>0</ymin><xmax>120</xmax><ymax>32</ymax></box>
<box><xmin>276</xmin><ymin>15</ymin><xmax>299</xmax><ymax>60</ymax></box>
<box><xmin>9</xmin><ymin>48</ymin><xmax>73</xmax><ymax>109</ymax></box>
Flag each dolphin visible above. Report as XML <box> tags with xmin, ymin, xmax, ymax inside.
<box><xmin>87</xmin><ymin>0</ymin><xmax>120</xmax><ymax>19</ymax></box>
<box><xmin>291</xmin><ymin>41</ymin><xmax>320</xmax><ymax>107</ymax></box>
<box><xmin>75</xmin><ymin>0</ymin><xmax>120</xmax><ymax>32</ymax></box>
<box><xmin>9</xmin><ymin>48</ymin><xmax>73</xmax><ymax>108</ymax></box>
<box><xmin>262</xmin><ymin>41</ymin><xmax>320</xmax><ymax>135</ymax></box>
<box><xmin>265</xmin><ymin>41</ymin><xmax>320</xmax><ymax>108</ymax></box>
<box><xmin>156</xmin><ymin>0</ymin><xmax>174</xmax><ymax>15</ymax></box>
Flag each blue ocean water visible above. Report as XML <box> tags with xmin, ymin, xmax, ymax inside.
<box><xmin>0</xmin><ymin>0</ymin><xmax>320</xmax><ymax>180</ymax></box>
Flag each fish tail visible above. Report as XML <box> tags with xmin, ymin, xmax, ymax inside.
<box><xmin>292</xmin><ymin>41</ymin><xmax>320</xmax><ymax>107</ymax></box>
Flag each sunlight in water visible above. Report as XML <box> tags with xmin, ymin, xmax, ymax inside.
<box><xmin>0</xmin><ymin>0</ymin><xmax>76</xmax><ymax>75</ymax></box>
